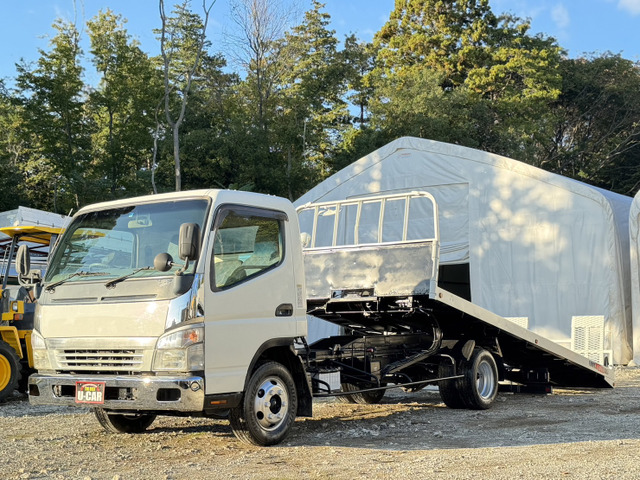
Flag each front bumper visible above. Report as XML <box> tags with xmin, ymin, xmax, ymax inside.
<box><xmin>28</xmin><ymin>373</ymin><xmax>205</xmax><ymax>412</ymax></box>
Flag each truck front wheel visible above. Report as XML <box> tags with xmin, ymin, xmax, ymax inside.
<box><xmin>0</xmin><ymin>340</ymin><xmax>21</xmax><ymax>402</ymax></box>
<box><xmin>229</xmin><ymin>361</ymin><xmax>298</xmax><ymax>446</ymax></box>
<box><xmin>94</xmin><ymin>408</ymin><xmax>156</xmax><ymax>433</ymax></box>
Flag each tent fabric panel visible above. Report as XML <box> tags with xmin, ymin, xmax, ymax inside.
<box><xmin>466</xmin><ymin>163</ymin><xmax>629</xmax><ymax>362</ymax></box>
<box><xmin>630</xmin><ymin>194</ymin><xmax>640</xmax><ymax>364</ymax></box>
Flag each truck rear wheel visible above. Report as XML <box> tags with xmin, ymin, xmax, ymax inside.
<box><xmin>229</xmin><ymin>361</ymin><xmax>297</xmax><ymax>446</ymax></box>
<box><xmin>94</xmin><ymin>408</ymin><xmax>156</xmax><ymax>433</ymax></box>
<box><xmin>0</xmin><ymin>340</ymin><xmax>21</xmax><ymax>402</ymax></box>
<box><xmin>438</xmin><ymin>362</ymin><xmax>466</xmax><ymax>409</ymax></box>
<box><xmin>439</xmin><ymin>348</ymin><xmax>498</xmax><ymax>410</ymax></box>
<box><xmin>337</xmin><ymin>383</ymin><xmax>386</xmax><ymax>404</ymax></box>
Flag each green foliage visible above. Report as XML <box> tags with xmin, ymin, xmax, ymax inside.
<box><xmin>340</xmin><ymin>35</ymin><xmax>375</xmax><ymax>128</ymax></box>
<box><xmin>1</xmin><ymin>0</ymin><xmax>639</xmax><ymax>216</ymax></box>
<box><xmin>87</xmin><ymin>9</ymin><xmax>164</xmax><ymax>199</ymax></box>
<box><xmin>0</xmin><ymin>85</ymin><xmax>28</xmax><ymax>210</ymax></box>
<box><xmin>14</xmin><ymin>19</ymin><xmax>90</xmax><ymax>213</ymax></box>
<box><xmin>541</xmin><ymin>54</ymin><xmax>640</xmax><ymax>194</ymax></box>
<box><xmin>158</xmin><ymin>0</ymin><xmax>214</xmax><ymax>192</ymax></box>
<box><xmin>274</xmin><ymin>0</ymin><xmax>350</xmax><ymax>196</ymax></box>
<box><xmin>368</xmin><ymin>0</ymin><xmax>564</xmax><ymax>163</ymax></box>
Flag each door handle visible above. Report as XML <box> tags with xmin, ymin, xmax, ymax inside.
<box><xmin>275</xmin><ymin>303</ymin><xmax>293</xmax><ymax>317</ymax></box>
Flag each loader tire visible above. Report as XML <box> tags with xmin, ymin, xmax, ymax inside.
<box><xmin>94</xmin><ymin>408</ymin><xmax>156</xmax><ymax>433</ymax></box>
<box><xmin>229</xmin><ymin>361</ymin><xmax>297</xmax><ymax>446</ymax></box>
<box><xmin>0</xmin><ymin>340</ymin><xmax>21</xmax><ymax>402</ymax></box>
<box><xmin>337</xmin><ymin>382</ymin><xmax>386</xmax><ymax>404</ymax></box>
<box><xmin>17</xmin><ymin>363</ymin><xmax>34</xmax><ymax>394</ymax></box>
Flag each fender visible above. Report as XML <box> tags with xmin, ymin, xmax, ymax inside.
<box><xmin>203</xmin><ymin>337</ymin><xmax>311</xmax><ymax>416</ymax></box>
<box><xmin>245</xmin><ymin>336</ymin><xmax>313</xmax><ymax>417</ymax></box>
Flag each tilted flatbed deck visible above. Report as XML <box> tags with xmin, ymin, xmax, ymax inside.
<box><xmin>432</xmin><ymin>286</ymin><xmax>613</xmax><ymax>388</ymax></box>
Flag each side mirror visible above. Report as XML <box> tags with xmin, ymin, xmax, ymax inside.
<box><xmin>179</xmin><ymin>223</ymin><xmax>201</xmax><ymax>261</ymax></box>
<box><xmin>16</xmin><ymin>244</ymin><xmax>31</xmax><ymax>275</ymax></box>
<box><xmin>154</xmin><ymin>253</ymin><xmax>174</xmax><ymax>272</ymax></box>
<box><xmin>16</xmin><ymin>244</ymin><xmax>41</xmax><ymax>287</ymax></box>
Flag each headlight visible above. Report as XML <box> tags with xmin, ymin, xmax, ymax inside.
<box><xmin>31</xmin><ymin>330</ymin><xmax>52</xmax><ymax>371</ymax></box>
<box><xmin>153</xmin><ymin>326</ymin><xmax>204</xmax><ymax>372</ymax></box>
<box><xmin>156</xmin><ymin>326</ymin><xmax>203</xmax><ymax>349</ymax></box>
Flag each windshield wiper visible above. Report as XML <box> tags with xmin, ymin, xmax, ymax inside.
<box><xmin>105</xmin><ymin>266</ymin><xmax>154</xmax><ymax>289</ymax></box>
<box><xmin>45</xmin><ymin>271</ymin><xmax>110</xmax><ymax>292</ymax></box>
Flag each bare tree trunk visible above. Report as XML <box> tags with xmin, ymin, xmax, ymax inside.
<box><xmin>172</xmin><ymin>126</ymin><xmax>181</xmax><ymax>191</ymax></box>
<box><xmin>159</xmin><ymin>0</ymin><xmax>215</xmax><ymax>192</ymax></box>
<box><xmin>227</xmin><ymin>0</ymin><xmax>299</xmax><ymax>128</ymax></box>
<box><xmin>287</xmin><ymin>146</ymin><xmax>293</xmax><ymax>201</ymax></box>
<box><xmin>151</xmin><ymin>123</ymin><xmax>160</xmax><ymax>195</ymax></box>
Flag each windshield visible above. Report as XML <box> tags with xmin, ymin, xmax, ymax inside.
<box><xmin>45</xmin><ymin>199</ymin><xmax>209</xmax><ymax>285</ymax></box>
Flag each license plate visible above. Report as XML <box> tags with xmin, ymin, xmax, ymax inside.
<box><xmin>75</xmin><ymin>381</ymin><xmax>106</xmax><ymax>404</ymax></box>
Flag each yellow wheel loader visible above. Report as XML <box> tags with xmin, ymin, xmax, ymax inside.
<box><xmin>0</xmin><ymin>226</ymin><xmax>61</xmax><ymax>402</ymax></box>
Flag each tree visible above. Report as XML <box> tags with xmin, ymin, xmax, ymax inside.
<box><xmin>15</xmin><ymin>18</ymin><xmax>90</xmax><ymax>213</ymax></box>
<box><xmin>172</xmin><ymin>54</ymin><xmax>241</xmax><ymax>192</ymax></box>
<box><xmin>276</xmin><ymin>0</ymin><xmax>349</xmax><ymax>197</ymax></box>
<box><xmin>541</xmin><ymin>54</ymin><xmax>640</xmax><ymax>193</ymax></box>
<box><xmin>221</xmin><ymin>0</ymin><xmax>297</xmax><ymax>195</ymax></box>
<box><xmin>159</xmin><ymin>0</ymin><xmax>215</xmax><ymax>191</ymax></box>
<box><xmin>368</xmin><ymin>0</ymin><xmax>563</xmax><ymax>162</ymax></box>
<box><xmin>227</xmin><ymin>0</ymin><xmax>295</xmax><ymax>130</ymax></box>
<box><xmin>374</xmin><ymin>0</ymin><xmax>499</xmax><ymax>88</ymax></box>
<box><xmin>0</xmin><ymin>83</ymin><xmax>28</xmax><ymax>210</ymax></box>
<box><xmin>340</xmin><ymin>35</ymin><xmax>375</xmax><ymax>128</ymax></box>
<box><xmin>87</xmin><ymin>10</ymin><xmax>163</xmax><ymax>199</ymax></box>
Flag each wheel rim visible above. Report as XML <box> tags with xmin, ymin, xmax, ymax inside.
<box><xmin>476</xmin><ymin>359</ymin><xmax>496</xmax><ymax>400</ymax></box>
<box><xmin>253</xmin><ymin>376</ymin><xmax>289</xmax><ymax>431</ymax></box>
<box><xmin>0</xmin><ymin>354</ymin><xmax>11</xmax><ymax>391</ymax></box>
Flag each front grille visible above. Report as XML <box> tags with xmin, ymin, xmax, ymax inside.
<box><xmin>55</xmin><ymin>349</ymin><xmax>145</xmax><ymax>372</ymax></box>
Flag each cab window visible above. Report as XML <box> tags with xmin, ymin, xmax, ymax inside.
<box><xmin>211</xmin><ymin>207</ymin><xmax>285</xmax><ymax>289</ymax></box>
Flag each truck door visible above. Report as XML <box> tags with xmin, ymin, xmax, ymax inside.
<box><xmin>203</xmin><ymin>205</ymin><xmax>299</xmax><ymax>394</ymax></box>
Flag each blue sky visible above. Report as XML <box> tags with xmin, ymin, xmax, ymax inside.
<box><xmin>1</xmin><ymin>0</ymin><xmax>639</xmax><ymax>84</ymax></box>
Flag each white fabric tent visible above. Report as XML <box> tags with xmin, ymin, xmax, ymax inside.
<box><xmin>629</xmin><ymin>192</ymin><xmax>640</xmax><ymax>364</ymax></box>
<box><xmin>296</xmin><ymin>137</ymin><xmax>633</xmax><ymax>364</ymax></box>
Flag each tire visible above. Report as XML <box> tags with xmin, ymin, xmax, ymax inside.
<box><xmin>0</xmin><ymin>340</ymin><xmax>21</xmax><ymax>402</ymax></box>
<box><xmin>94</xmin><ymin>408</ymin><xmax>156</xmax><ymax>433</ymax></box>
<box><xmin>461</xmin><ymin>348</ymin><xmax>498</xmax><ymax>409</ymax></box>
<box><xmin>337</xmin><ymin>382</ymin><xmax>386</xmax><ymax>404</ymax></box>
<box><xmin>229</xmin><ymin>361</ymin><xmax>297</xmax><ymax>446</ymax></box>
<box><xmin>439</xmin><ymin>348</ymin><xmax>498</xmax><ymax>410</ymax></box>
<box><xmin>17</xmin><ymin>362</ymin><xmax>34</xmax><ymax>394</ymax></box>
<box><xmin>438</xmin><ymin>361</ymin><xmax>467</xmax><ymax>409</ymax></box>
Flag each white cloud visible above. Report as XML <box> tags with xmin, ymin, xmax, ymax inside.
<box><xmin>619</xmin><ymin>0</ymin><xmax>640</xmax><ymax>15</ymax></box>
<box><xmin>551</xmin><ymin>4</ymin><xmax>570</xmax><ymax>29</ymax></box>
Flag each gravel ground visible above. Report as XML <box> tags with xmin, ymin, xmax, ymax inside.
<box><xmin>2</xmin><ymin>367</ymin><xmax>640</xmax><ymax>479</ymax></box>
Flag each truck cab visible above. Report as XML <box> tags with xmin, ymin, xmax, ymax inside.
<box><xmin>28</xmin><ymin>190</ymin><xmax>312</xmax><ymax>445</ymax></box>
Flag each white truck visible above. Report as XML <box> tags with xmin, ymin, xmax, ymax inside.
<box><xmin>25</xmin><ymin>189</ymin><xmax>613</xmax><ymax>446</ymax></box>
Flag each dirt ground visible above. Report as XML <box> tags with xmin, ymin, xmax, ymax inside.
<box><xmin>2</xmin><ymin>367</ymin><xmax>640</xmax><ymax>479</ymax></box>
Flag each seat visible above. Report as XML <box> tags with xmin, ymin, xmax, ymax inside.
<box><xmin>214</xmin><ymin>258</ymin><xmax>243</xmax><ymax>288</ymax></box>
